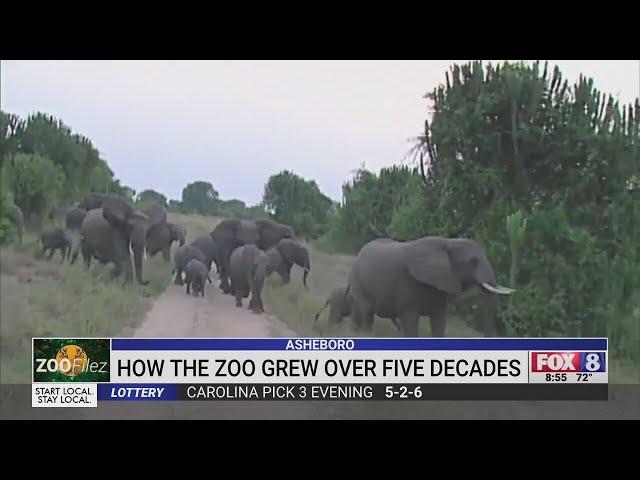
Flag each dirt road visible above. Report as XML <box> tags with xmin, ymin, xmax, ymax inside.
<box><xmin>131</xmin><ymin>284</ymin><xmax>297</xmax><ymax>338</ymax></box>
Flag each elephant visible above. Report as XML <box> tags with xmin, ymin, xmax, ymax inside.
<box><xmin>173</xmin><ymin>245</ymin><xmax>207</xmax><ymax>285</ymax></box>
<box><xmin>66</xmin><ymin>207</ymin><xmax>88</xmax><ymax>260</ymax></box>
<box><xmin>312</xmin><ymin>285</ymin><xmax>401</xmax><ymax>330</ymax></box>
<box><xmin>7</xmin><ymin>203</ymin><xmax>24</xmax><ymax>245</ymax></box>
<box><xmin>347</xmin><ymin>237</ymin><xmax>514</xmax><ymax>337</ymax></box>
<box><xmin>229</xmin><ymin>245</ymin><xmax>272</xmax><ymax>314</ymax></box>
<box><xmin>211</xmin><ymin>218</ymin><xmax>294</xmax><ymax>295</ymax></box>
<box><xmin>191</xmin><ymin>235</ymin><xmax>220</xmax><ymax>273</ymax></box>
<box><xmin>145</xmin><ymin>221</ymin><xmax>186</xmax><ymax>262</ymax></box>
<box><xmin>265</xmin><ymin>238</ymin><xmax>310</xmax><ymax>287</ymax></box>
<box><xmin>76</xmin><ymin>208</ymin><xmax>137</xmax><ymax>282</ymax></box>
<box><xmin>75</xmin><ymin>194</ymin><xmax>167</xmax><ymax>284</ymax></box>
<box><xmin>314</xmin><ymin>285</ymin><xmax>353</xmax><ymax>324</ymax></box>
<box><xmin>100</xmin><ymin>194</ymin><xmax>168</xmax><ymax>284</ymax></box>
<box><xmin>77</xmin><ymin>192</ymin><xmax>106</xmax><ymax>211</ymax></box>
<box><xmin>66</xmin><ymin>207</ymin><xmax>88</xmax><ymax>232</ymax></box>
<box><xmin>184</xmin><ymin>258</ymin><xmax>212</xmax><ymax>297</ymax></box>
<box><xmin>40</xmin><ymin>227</ymin><xmax>73</xmax><ymax>262</ymax></box>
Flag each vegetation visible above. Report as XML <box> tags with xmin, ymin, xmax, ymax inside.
<box><xmin>1</xmin><ymin>60</ymin><xmax>638</xmax><ymax>380</ymax></box>
<box><xmin>262</xmin><ymin>170</ymin><xmax>335</xmax><ymax>239</ymax></box>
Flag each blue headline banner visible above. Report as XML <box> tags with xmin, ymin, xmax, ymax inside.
<box><xmin>111</xmin><ymin>338</ymin><xmax>608</xmax><ymax>351</ymax></box>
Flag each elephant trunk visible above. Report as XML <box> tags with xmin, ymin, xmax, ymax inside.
<box><xmin>303</xmin><ymin>268</ymin><xmax>309</xmax><ymax>288</ymax></box>
<box><xmin>133</xmin><ymin>247</ymin><xmax>148</xmax><ymax>285</ymax></box>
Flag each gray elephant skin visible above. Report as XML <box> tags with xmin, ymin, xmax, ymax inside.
<box><xmin>75</xmin><ymin>194</ymin><xmax>168</xmax><ymax>284</ymax></box>
<box><xmin>173</xmin><ymin>245</ymin><xmax>207</xmax><ymax>285</ymax></box>
<box><xmin>191</xmin><ymin>235</ymin><xmax>220</xmax><ymax>273</ymax></box>
<box><xmin>211</xmin><ymin>218</ymin><xmax>294</xmax><ymax>294</ymax></box>
<box><xmin>184</xmin><ymin>258</ymin><xmax>212</xmax><ymax>297</ymax></box>
<box><xmin>229</xmin><ymin>245</ymin><xmax>272</xmax><ymax>314</ymax></box>
<box><xmin>77</xmin><ymin>208</ymin><xmax>134</xmax><ymax>281</ymax></box>
<box><xmin>146</xmin><ymin>220</ymin><xmax>186</xmax><ymax>262</ymax></box>
<box><xmin>348</xmin><ymin>237</ymin><xmax>514</xmax><ymax>337</ymax></box>
<box><xmin>314</xmin><ymin>285</ymin><xmax>353</xmax><ymax>324</ymax></box>
<box><xmin>66</xmin><ymin>207</ymin><xmax>88</xmax><ymax>232</ymax></box>
<box><xmin>266</xmin><ymin>238</ymin><xmax>310</xmax><ymax>287</ymax></box>
<box><xmin>40</xmin><ymin>227</ymin><xmax>73</xmax><ymax>262</ymax></box>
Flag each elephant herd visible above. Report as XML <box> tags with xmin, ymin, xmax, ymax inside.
<box><xmin>19</xmin><ymin>191</ymin><xmax>517</xmax><ymax>337</ymax></box>
<box><xmin>59</xmin><ymin>193</ymin><xmax>311</xmax><ymax>315</ymax></box>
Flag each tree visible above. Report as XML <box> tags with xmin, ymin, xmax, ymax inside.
<box><xmin>401</xmin><ymin>60</ymin><xmax>639</xmax><ymax>355</ymax></box>
<box><xmin>136</xmin><ymin>189</ymin><xmax>168</xmax><ymax>209</ymax></box>
<box><xmin>6</xmin><ymin>153</ymin><xmax>65</xmax><ymax>219</ymax></box>
<box><xmin>263</xmin><ymin>170</ymin><xmax>333</xmax><ymax>238</ymax></box>
<box><xmin>181</xmin><ymin>181</ymin><xmax>219</xmax><ymax>215</ymax></box>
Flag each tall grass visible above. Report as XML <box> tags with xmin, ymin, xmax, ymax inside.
<box><xmin>0</xmin><ymin>232</ymin><xmax>174</xmax><ymax>383</ymax></box>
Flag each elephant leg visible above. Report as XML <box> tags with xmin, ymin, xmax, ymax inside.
<box><xmin>46</xmin><ymin>248</ymin><xmax>54</xmax><ymax>260</ymax></box>
<box><xmin>82</xmin><ymin>247</ymin><xmax>91</xmax><ymax>269</ymax></box>
<box><xmin>351</xmin><ymin>300</ymin><xmax>372</xmax><ymax>332</ymax></box>
<box><xmin>429</xmin><ymin>302</ymin><xmax>448</xmax><ymax>338</ymax></box>
<box><xmin>186</xmin><ymin>282</ymin><xmax>191</xmax><ymax>295</ymax></box>
<box><xmin>175</xmin><ymin>267</ymin><xmax>184</xmax><ymax>285</ymax></box>
<box><xmin>60</xmin><ymin>248</ymin><xmax>66</xmax><ymax>263</ymax></box>
<box><xmin>400</xmin><ymin>311</ymin><xmax>420</xmax><ymax>337</ymax></box>
<box><xmin>235</xmin><ymin>291</ymin><xmax>242</xmax><ymax>307</ymax></box>
<box><xmin>201</xmin><ymin>282</ymin><xmax>206</xmax><ymax>297</ymax></box>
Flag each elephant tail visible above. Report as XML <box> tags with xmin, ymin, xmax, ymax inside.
<box><xmin>314</xmin><ymin>300</ymin><xmax>329</xmax><ymax>322</ymax></box>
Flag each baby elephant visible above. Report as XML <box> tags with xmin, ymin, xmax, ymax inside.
<box><xmin>173</xmin><ymin>245</ymin><xmax>207</xmax><ymax>285</ymax></box>
<box><xmin>40</xmin><ymin>227</ymin><xmax>74</xmax><ymax>262</ymax></box>
<box><xmin>314</xmin><ymin>285</ymin><xmax>401</xmax><ymax>331</ymax></box>
<box><xmin>184</xmin><ymin>258</ymin><xmax>212</xmax><ymax>297</ymax></box>
<box><xmin>230</xmin><ymin>245</ymin><xmax>272</xmax><ymax>314</ymax></box>
<box><xmin>314</xmin><ymin>285</ymin><xmax>353</xmax><ymax>324</ymax></box>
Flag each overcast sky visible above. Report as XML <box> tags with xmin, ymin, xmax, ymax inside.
<box><xmin>1</xmin><ymin>60</ymin><xmax>638</xmax><ymax>205</ymax></box>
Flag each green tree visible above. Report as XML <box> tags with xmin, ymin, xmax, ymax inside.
<box><xmin>263</xmin><ymin>170</ymin><xmax>333</xmax><ymax>238</ymax></box>
<box><xmin>181</xmin><ymin>181</ymin><xmax>219</xmax><ymax>215</ymax></box>
<box><xmin>6</xmin><ymin>153</ymin><xmax>65</xmax><ymax>219</ymax></box>
<box><xmin>401</xmin><ymin>61</ymin><xmax>639</xmax><ymax>356</ymax></box>
<box><xmin>136</xmin><ymin>189</ymin><xmax>168</xmax><ymax>209</ymax></box>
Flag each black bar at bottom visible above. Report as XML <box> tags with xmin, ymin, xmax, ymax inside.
<box><xmin>178</xmin><ymin>384</ymin><xmax>608</xmax><ymax>401</ymax></box>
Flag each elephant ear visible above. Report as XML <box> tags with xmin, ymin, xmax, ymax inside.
<box><xmin>143</xmin><ymin>204</ymin><xmax>167</xmax><ymax>228</ymax></box>
<box><xmin>403</xmin><ymin>238</ymin><xmax>462</xmax><ymax>295</ymax></box>
<box><xmin>102</xmin><ymin>194</ymin><xmax>133</xmax><ymax>228</ymax></box>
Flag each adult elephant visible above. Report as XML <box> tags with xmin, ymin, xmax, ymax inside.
<box><xmin>143</xmin><ymin>204</ymin><xmax>184</xmax><ymax>262</ymax></box>
<box><xmin>76</xmin><ymin>194</ymin><xmax>167</xmax><ymax>284</ymax></box>
<box><xmin>66</xmin><ymin>207</ymin><xmax>88</xmax><ymax>232</ymax></box>
<box><xmin>211</xmin><ymin>218</ymin><xmax>294</xmax><ymax>294</ymax></box>
<box><xmin>77</xmin><ymin>192</ymin><xmax>106</xmax><ymax>211</ymax></box>
<box><xmin>66</xmin><ymin>207</ymin><xmax>88</xmax><ymax>262</ymax></box>
<box><xmin>229</xmin><ymin>245</ymin><xmax>272</xmax><ymax>313</ymax></box>
<box><xmin>76</xmin><ymin>208</ymin><xmax>138</xmax><ymax>282</ymax></box>
<box><xmin>347</xmin><ymin>237</ymin><xmax>514</xmax><ymax>337</ymax></box>
<box><xmin>266</xmin><ymin>238</ymin><xmax>310</xmax><ymax>287</ymax></box>
<box><xmin>191</xmin><ymin>235</ymin><xmax>220</xmax><ymax>273</ymax></box>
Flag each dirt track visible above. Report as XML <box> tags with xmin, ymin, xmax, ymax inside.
<box><xmin>132</xmin><ymin>283</ymin><xmax>297</xmax><ymax>338</ymax></box>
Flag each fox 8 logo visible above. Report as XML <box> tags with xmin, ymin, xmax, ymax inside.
<box><xmin>531</xmin><ymin>352</ymin><xmax>606</xmax><ymax>372</ymax></box>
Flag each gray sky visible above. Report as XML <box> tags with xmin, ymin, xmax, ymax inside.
<box><xmin>1</xmin><ymin>60</ymin><xmax>638</xmax><ymax>205</ymax></box>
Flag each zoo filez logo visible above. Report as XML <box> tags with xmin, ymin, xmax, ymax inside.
<box><xmin>33</xmin><ymin>338</ymin><xmax>110</xmax><ymax>382</ymax></box>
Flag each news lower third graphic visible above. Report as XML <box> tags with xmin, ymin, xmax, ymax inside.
<box><xmin>32</xmin><ymin>337</ymin><xmax>609</xmax><ymax>407</ymax></box>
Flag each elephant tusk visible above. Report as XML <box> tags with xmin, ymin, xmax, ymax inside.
<box><xmin>482</xmin><ymin>283</ymin><xmax>515</xmax><ymax>295</ymax></box>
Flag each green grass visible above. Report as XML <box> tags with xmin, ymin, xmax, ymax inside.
<box><xmin>0</xmin><ymin>232</ymin><xmax>173</xmax><ymax>383</ymax></box>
